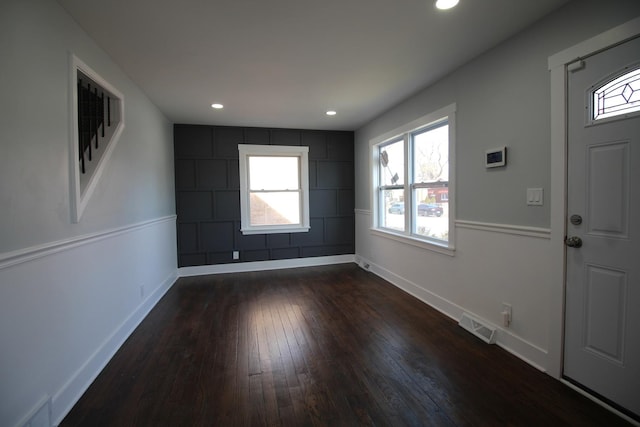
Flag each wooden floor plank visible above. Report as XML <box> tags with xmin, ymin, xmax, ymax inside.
<box><xmin>61</xmin><ymin>264</ymin><xmax>632</xmax><ymax>426</ymax></box>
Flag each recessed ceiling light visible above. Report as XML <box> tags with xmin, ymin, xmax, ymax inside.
<box><xmin>435</xmin><ymin>0</ymin><xmax>459</xmax><ymax>10</ymax></box>
<box><xmin>211</xmin><ymin>103</ymin><xmax>224</xmax><ymax>109</ymax></box>
<box><xmin>326</xmin><ymin>110</ymin><xmax>337</xmax><ymax>116</ymax></box>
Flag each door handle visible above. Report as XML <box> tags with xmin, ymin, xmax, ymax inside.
<box><xmin>566</xmin><ymin>236</ymin><xmax>583</xmax><ymax>248</ymax></box>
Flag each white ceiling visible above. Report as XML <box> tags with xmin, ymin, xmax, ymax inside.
<box><xmin>58</xmin><ymin>0</ymin><xmax>569</xmax><ymax>131</ymax></box>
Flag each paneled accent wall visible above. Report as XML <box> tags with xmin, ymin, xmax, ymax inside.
<box><xmin>174</xmin><ymin>125</ymin><xmax>355</xmax><ymax>267</ymax></box>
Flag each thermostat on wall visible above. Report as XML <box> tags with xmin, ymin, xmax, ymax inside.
<box><xmin>486</xmin><ymin>146</ymin><xmax>506</xmax><ymax>168</ymax></box>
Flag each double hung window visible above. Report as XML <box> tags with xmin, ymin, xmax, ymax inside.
<box><xmin>238</xmin><ymin>144</ymin><xmax>310</xmax><ymax>235</ymax></box>
<box><xmin>372</xmin><ymin>104</ymin><xmax>455</xmax><ymax>252</ymax></box>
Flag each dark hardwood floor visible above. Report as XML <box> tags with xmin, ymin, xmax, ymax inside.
<box><xmin>61</xmin><ymin>263</ymin><xmax>630</xmax><ymax>426</ymax></box>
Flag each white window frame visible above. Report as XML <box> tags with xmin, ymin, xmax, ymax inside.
<box><xmin>238</xmin><ymin>144</ymin><xmax>310</xmax><ymax>235</ymax></box>
<box><xmin>370</xmin><ymin>103</ymin><xmax>456</xmax><ymax>256</ymax></box>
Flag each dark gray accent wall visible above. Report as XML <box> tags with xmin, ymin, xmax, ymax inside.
<box><xmin>174</xmin><ymin>124</ymin><xmax>354</xmax><ymax>267</ymax></box>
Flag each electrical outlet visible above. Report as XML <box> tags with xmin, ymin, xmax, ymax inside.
<box><xmin>502</xmin><ymin>303</ymin><xmax>512</xmax><ymax>327</ymax></box>
<box><xmin>232</xmin><ymin>251</ymin><xmax>239</xmax><ymax>260</ymax></box>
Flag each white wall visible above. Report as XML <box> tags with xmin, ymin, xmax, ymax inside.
<box><xmin>0</xmin><ymin>219</ymin><xmax>177</xmax><ymax>427</ymax></box>
<box><xmin>0</xmin><ymin>0</ymin><xmax>176</xmax><ymax>252</ymax></box>
<box><xmin>356</xmin><ymin>212</ymin><xmax>552</xmax><ymax>367</ymax></box>
<box><xmin>354</xmin><ymin>0</ymin><xmax>640</xmax><ymax>372</ymax></box>
<box><xmin>0</xmin><ymin>0</ymin><xmax>177</xmax><ymax>425</ymax></box>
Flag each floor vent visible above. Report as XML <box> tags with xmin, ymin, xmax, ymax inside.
<box><xmin>459</xmin><ymin>312</ymin><xmax>496</xmax><ymax>344</ymax></box>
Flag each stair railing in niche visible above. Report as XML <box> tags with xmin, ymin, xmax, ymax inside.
<box><xmin>69</xmin><ymin>54</ymin><xmax>125</xmax><ymax>223</ymax></box>
<box><xmin>77</xmin><ymin>74</ymin><xmax>111</xmax><ymax>174</ymax></box>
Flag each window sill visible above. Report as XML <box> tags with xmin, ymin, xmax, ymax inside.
<box><xmin>241</xmin><ymin>226</ymin><xmax>310</xmax><ymax>235</ymax></box>
<box><xmin>369</xmin><ymin>228</ymin><xmax>455</xmax><ymax>256</ymax></box>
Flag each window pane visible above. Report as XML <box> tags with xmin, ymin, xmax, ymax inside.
<box><xmin>414</xmin><ymin>186</ymin><xmax>448</xmax><ymax>241</ymax></box>
<box><xmin>250</xmin><ymin>192</ymin><xmax>300</xmax><ymax>226</ymax></box>
<box><xmin>249</xmin><ymin>156</ymin><xmax>299</xmax><ymax>190</ymax></box>
<box><xmin>593</xmin><ymin>67</ymin><xmax>640</xmax><ymax>120</ymax></box>
<box><xmin>380</xmin><ymin>140</ymin><xmax>404</xmax><ymax>186</ymax></box>
<box><xmin>413</xmin><ymin>124</ymin><xmax>448</xmax><ymax>184</ymax></box>
<box><xmin>380</xmin><ymin>189</ymin><xmax>405</xmax><ymax>232</ymax></box>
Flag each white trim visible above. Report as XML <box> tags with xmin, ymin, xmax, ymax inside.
<box><xmin>14</xmin><ymin>396</ymin><xmax>51</xmax><ymax>427</ymax></box>
<box><xmin>179</xmin><ymin>254</ymin><xmax>355</xmax><ymax>277</ymax></box>
<box><xmin>52</xmin><ymin>271</ymin><xmax>177</xmax><ymax>426</ymax></box>
<box><xmin>240</xmin><ymin>225</ymin><xmax>310</xmax><ymax>235</ymax></box>
<box><xmin>357</xmin><ymin>209</ymin><xmax>550</xmax><ymax>241</ymax></box>
<box><xmin>0</xmin><ymin>215</ymin><xmax>176</xmax><ymax>270</ymax></box>
<box><xmin>369</xmin><ymin>228</ymin><xmax>455</xmax><ymax>256</ymax></box>
<box><xmin>69</xmin><ymin>53</ymin><xmax>125</xmax><ymax>223</ymax></box>
<box><xmin>238</xmin><ymin>144</ymin><xmax>310</xmax><ymax>235</ymax></box>
<box><xmin>456</xmin><ymin>220</ymin><xmax>551</xmax><ymax>239</ymax></box>
<box><xmin>548</xmin><ymin>17</ymin><xmax>640</xmax><ymax>70</ymax></box>
<box><xmin>354</xmin><ymin>255</ymin><xmax>548</xmax><ymax>370</ymax></box>
<box><xmin>369</xmin><ymin>103</ymin><xmax>457</xmax><ymax>146</ymax></box>
<box><xmin>548</xmin><ymin>17</ymin><xmax>640</xmax><ymax>379</ymax></box>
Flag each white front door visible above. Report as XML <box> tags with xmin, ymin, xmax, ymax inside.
<box><xmin>564</xmin><ymin>35</ymin><xmax>640</xmax><ymax>419</ymax></box>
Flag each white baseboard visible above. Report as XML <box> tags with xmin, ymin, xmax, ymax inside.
<box><xmin>51</xmin><ymin>271</ymin><xmax>177</xmax><ymax>426</ymax></box>
<box><xmin>354</xmin><ymin>255</ymin><xmax>548</xmax><ymax>372</ymax></box>
<box><xmin>14</xmin><ymin>396</ymin><xmax>51</xmax><ymax>427</ymax></box>
<box><xmin>178</xmin><ymin>254</ymin><xmax>355</xmax><ymax>277</ymax></box>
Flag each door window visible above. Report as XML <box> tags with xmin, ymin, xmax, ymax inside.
<box><xmin>592</xmin><ymin>66</ymin><xmax>640</xmax><ymax>121</ymax></box>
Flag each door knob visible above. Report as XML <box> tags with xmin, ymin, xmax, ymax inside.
<box><xmin>566</xmin><ymin>236</ymin><xmax>583</xmax><ymax>248</ymax></box>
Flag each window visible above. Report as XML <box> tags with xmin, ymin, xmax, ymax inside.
<box><xmin>238</xmin><ymin>144</ymin><xmax>310</xmax><ymax>235</ymax></box>
<box><xmin>592</xmin><ymin>66</ymin><xmax>640</xmax><ymax>121</ymax></box>
<box><xmin>378</xmin><ymin>138</ymin><xmax>405</xmax><ymax>232</ymax></box>
<box><xmin>371</xmin><ymin>104</ymin><xmax>455</xmax><ymax>253</ymax></box>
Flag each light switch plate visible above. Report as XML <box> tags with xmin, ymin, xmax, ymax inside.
<box><xmin>527</xmin><ymin>188</ymin><xmax>543</xmax><ymax>206</ymax></box>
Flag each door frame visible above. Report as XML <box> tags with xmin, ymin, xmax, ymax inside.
<box><xmin>547</xmin><ymin>14</ymin><xmax>640</xmax><ymax>393</ymax></box>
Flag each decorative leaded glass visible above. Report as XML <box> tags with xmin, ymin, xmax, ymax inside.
<box><xmin>593</xmin><ymin>67</ymin><xmax>640</xmax><ymax>121</ymax></box>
